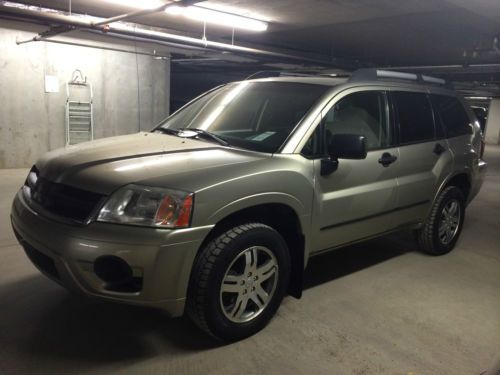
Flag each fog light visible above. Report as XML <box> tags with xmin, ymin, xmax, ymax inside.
<box><xmin>94</xmin><ymin>255</ymin><xmax>133</xmax><ymax>285</ymax></box>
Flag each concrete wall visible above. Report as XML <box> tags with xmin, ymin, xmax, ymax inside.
<box><xmin>485</xmin><ymin>98</ymin><xmax>500</xmax><ymax>145</ymax></box>
<box><xmin>0</xmin><ymin>20</ymin><xmax>171</xmax><ymax>168</ymax></box>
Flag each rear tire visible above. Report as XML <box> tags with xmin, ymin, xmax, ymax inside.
<box><xmin>417</xmin><ymin>186</ymin><xmax>465</xmax><ymax>255</ymax></box>
<box><xmin>186</xmin><ymin>223</ymin><xmax>290</xmax><ymax>341</ymax></box>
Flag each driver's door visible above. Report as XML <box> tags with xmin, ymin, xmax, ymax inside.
<box><xmin>307</xmin><ymin>89</ymin><xmax>400</xmax><ymax>253</ymax></box>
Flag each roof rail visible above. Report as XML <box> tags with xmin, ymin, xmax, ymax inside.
<box><xmin>349</xmin><ymin>68</ymin><xmax>451</xmax><ymax>88</ymax></box>
<box><xmin>245</xmin><ymin>71</ymin><xmax>281</xmax><ymax>80</ymax></box>
<box><xmin>244</xmin><ymin>70</ymin><xmax>318</xmax><ymax>80</ymax></box>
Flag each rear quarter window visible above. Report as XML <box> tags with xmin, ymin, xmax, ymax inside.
<box><xmin>430</xmin><ymin>95</ymin><xmax>472</xmax><ymax>138</ymax></box>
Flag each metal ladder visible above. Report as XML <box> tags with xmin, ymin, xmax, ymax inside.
<box><xmin>65</xmin><ymin>70</ymin><xmax>94</xmax><ymax>145</ymax></box>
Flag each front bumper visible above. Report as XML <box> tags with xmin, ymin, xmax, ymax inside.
<box><xmin>11</xmin><ymin>190</ymin><xmax>213</xmax><ymax>317</ymax></box>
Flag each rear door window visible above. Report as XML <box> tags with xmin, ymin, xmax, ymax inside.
<box><xmin>392</xmin><ymin>91</ymin><xmax>435</xmax><ymax>144</ymax></box>
<box><xmin>430</xmin><ymin>95</ymin><xmax>472</xmax><ymax>138</ymax></box>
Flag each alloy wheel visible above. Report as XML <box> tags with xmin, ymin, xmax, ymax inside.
<box><xmin>219</xmin><ymin>246</ymin><xmax>278</xmax><ymax>323</ymax></box>
<box><xmin>438</xmin><ymin>199</ymin><xmax>461</xmax><ymax>245</ymax></box>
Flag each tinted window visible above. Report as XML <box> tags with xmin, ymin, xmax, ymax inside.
<box><xmin>431</xmin><ymin>95</ymin><xmax>472</xmax><ymax>137</ymax></box>
<box><xmin>158</xmin><ymin>82</ymin><xmax>329</xmax><ymax>153</ymax></box>
<box><xmin>393</xmin><ymin>92</ymin><xmax>435</xmax><ymax>144</ymax></box>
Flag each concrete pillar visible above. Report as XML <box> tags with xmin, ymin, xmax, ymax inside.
<box><xmin>485</xmin><ymin>98</ymin><xmax>500</xmax><ymax>145</ymax></box>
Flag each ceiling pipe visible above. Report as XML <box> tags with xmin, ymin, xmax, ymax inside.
<box><xmin>84</xmin><ymin>29</ymin><xmax>217</xmax><ymax>52</ymax></box>
<box><xmin>1</xmin><ymin>3</ymin><xmax>98</xmax><ymax>29</ymax></box>
<box><xmin>13</xmin><ymin>0</ymin><xmax>203</xmax><ymax>44</ymax></box>
<box><xmin>0</xmin><ymin>1</ymin><xmax>344</xmax><ymax>68</ymax></box>
<box><xmin>32</xmin><ymin>37</ymin><xmax>172</xmax><ymax>59</ymax></box>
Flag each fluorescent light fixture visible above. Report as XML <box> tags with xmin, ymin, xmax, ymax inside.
<box><xmin>165</xmin><ymin>5</ymin><xmax>268</xmax><ymax>32</ymax></box>
<box><xmin>111</xmin><ymin>22</ymin><xmax>263</xmax><ymax>52</ymax></box>
<box><xmin>103</xmin><ymin>0</ymin><xmax>164</xmax><ymax>9</ymax></box>
<box><xmin>5</xmin><ymin>0</ymin><xmax>269</xmax><ymax>31</ymax></box>
<box><xmin>100</xmin><ymin>0</ymin><xmax>268</xmax><ymax>31</ymax></box>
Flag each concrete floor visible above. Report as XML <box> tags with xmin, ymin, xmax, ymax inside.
<box><xmin>1</xmin><ymin>146</ymin><xmax>499</xmax><ymax>375</ymax></box>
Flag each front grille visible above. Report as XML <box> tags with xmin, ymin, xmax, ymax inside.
<box><xmin>25</xmin><ymin>166</ymin><xmax>105</xmax><ymax>223</ymax></box>
<box><xmin>22</xmin><ymin>241</ymin><xmax>60</xmax><ymax>280</ymax></box>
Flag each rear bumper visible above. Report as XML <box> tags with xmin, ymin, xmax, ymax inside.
<box><xmin>468</xmin><ymin>159</ymin><xmax>487</xmax><ymax>204</ymax></box>
<box><xmin>11</xmin><ymin>190</ymin><xmax>213</xmax><ymax>317</ymax></box>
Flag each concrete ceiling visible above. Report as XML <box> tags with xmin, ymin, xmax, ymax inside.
<box><xmin>5</xmin><ymin>0</ymin><xmax>500</xmax><ymax>89</ymax></box>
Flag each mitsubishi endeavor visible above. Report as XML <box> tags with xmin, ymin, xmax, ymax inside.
<box><xmin>11</xmin><ymin>69</ymin><xmax>487</xmax><ymax>341</ymax></box>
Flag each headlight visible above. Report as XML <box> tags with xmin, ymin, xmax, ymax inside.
<box><xmin>97</xmin><ymin>184</ymin><xmax>193</xmax><ymax>228</ymax></box>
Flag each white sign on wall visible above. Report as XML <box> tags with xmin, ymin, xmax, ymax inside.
<box><xmin>44</xmin><ymin>75</ymin><xmax>59</xmax><ymax>93</ymax></box>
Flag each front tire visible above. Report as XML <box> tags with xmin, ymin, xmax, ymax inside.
<box><xmin>186</xmin><ymin>223</ymin><xmax>290</xmax><ymax>341</ymax></box>
<box><xmin>417</xmin><ymin>186</ymin><xmax>465</xmax><ymax>255</ymax></box>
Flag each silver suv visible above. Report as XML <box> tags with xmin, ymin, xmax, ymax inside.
<box><xmin>11</xmin><ymin>69</ymin><xmax>487</xmax><ymax>341</ymax></box>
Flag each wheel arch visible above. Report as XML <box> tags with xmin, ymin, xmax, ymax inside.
<box><xmin>193</xmin><ymin>201</ymin><xmax>307</xmax><ymax>299</ymax></box>
<box><xmin>436</xmin><ymin>172</ymin><xmax>471</xmax><ymax>204</ymax></box>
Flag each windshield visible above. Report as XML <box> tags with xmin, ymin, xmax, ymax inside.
<box><xmin>156</xmin><ymin>81</ymin><xmax>330</xmax><ymax>153</ymax></box>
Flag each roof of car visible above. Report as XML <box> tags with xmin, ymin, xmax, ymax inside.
<box><xmin>246</xmin><ymin>74</ymin><xmax>459</xmax><ymax>97</ymax></box>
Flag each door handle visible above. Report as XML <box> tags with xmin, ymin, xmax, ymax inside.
<box><xmin>378</xmin><ymin>152</ymin><xmax>397</xmax><ymax>167</ymax></box>
<box><xmin>433</xmin><ymin>143</ymin><xmax>446</xmax><ymax>155</ymax></box>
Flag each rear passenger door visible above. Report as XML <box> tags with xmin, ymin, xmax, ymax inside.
<box><xmin>390</xmin><ymin>91</ymin><xmax>453</xmax><ymax>225</ymax></box>
<box><xmin>430</xmin><ymin>94</ymin><xmax>475</xmax><ymax>182</ymax></box>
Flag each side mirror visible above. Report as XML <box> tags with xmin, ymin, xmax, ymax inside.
<box><xmin>328</xmin><ymin>134</ymin><xmax>367</xmax><ymax>160</ymax></box>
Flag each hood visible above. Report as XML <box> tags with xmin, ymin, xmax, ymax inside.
<box><xmin>36</xmin><ymin>132</ymin><xmax>268</xmax><ymax>194</ymax></box>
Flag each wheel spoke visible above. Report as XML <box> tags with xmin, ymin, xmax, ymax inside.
<box><xmin>230</xmin><ymin>294</ymin><xmax>248</xmax><ymax>319</ymax></box>
<box><xmin>255</xmin><ymin>284</ymin><xmax>269</xmax><ymax>304</ymax></box>
<box><xmin>244</xmin><ymin>247</ymin><xmax>258</xmax><ymax>275</ymax></box>
<box><xmin>250</xmin><ymin>294</ymin><xmax>264</xmax><ymax>309</ymax></box>
<box><xmin>439</xmin><ymin>223</ymin><xmax>447</xmax><ymax>236</ymax></box>
<box><xmin>221</xmin><ymin>282</ymin><xmax>242</xmax><ymax>293</ymax></box>
<box><xmin>250</xmin><ymin>285</ymin><xmax>269</xmax><ymax>309</ymax></box>
<box><xmin>448</xmin><ymin>201</ymin><xmax>458</xmax><ymax>216</ymax></box>
<box><xmin>224</xmin><ymin>274</ymin><xmax>240</xmax><ymax>283</ymax></box>
<box><xmin>446</xmin><ymin>228</ymin><xmax>453</xmax><ymax>243</ymax></box>
<box><xmin>221</xmin><ymin>274</ymin><xmax>242</xmax><ymax>293</ymax></box>
<box><xmin>222</xmin><ymin>284</ymin><xmax>241</xmax><ymax>293</ymax></box>
<box><xmin>257</xmin><ymin>260</ymin><xmax>276</xmax><ymax>282</ymax></box>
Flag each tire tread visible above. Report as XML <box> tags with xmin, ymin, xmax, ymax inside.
<box><xmin>417</xmin><ymin>186</ymin><xmax>464</xmax><ymax>255</ymax></box>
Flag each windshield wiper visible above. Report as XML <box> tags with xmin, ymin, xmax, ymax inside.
<box><xmin>154</xmin><ymin>128</ymin><xmax>180</xmax><ymax>136</ymax></box>
<box><xmin>178</xmin><ymin>128</ymin><xmax>229</xmax><ymax>146</ymax></box>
